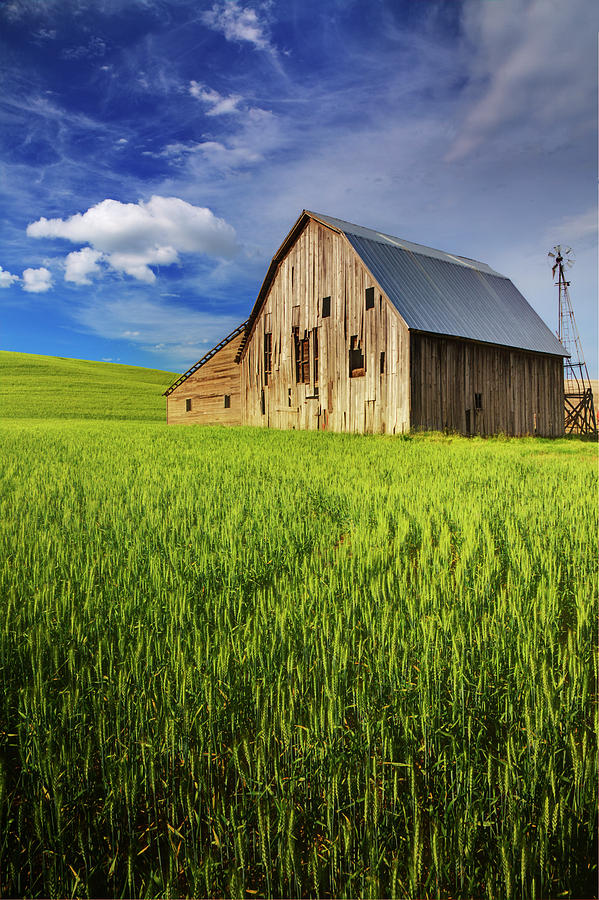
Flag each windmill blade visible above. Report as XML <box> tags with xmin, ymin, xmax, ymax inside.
<box><xmin>548</xmin><ymin>251</ymin><xmax>555</xmax><ymax>258</ymax></box>
<box><xmin>564</xmin><ymin>247</ymin><xmax>572</xmax><ymax>254</ymax></box>
<box><xmin>556</xmin><ymin>245</ymin><xmax>561</xmax><ymax>254</ymax></box>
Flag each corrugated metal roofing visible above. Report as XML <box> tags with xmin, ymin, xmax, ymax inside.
<box><xmin>309</xmin><ymin>211</ymin><xmax>566</xmax><ymax>357</ymax></box>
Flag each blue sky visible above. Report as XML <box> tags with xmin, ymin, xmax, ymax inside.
<box><xmin>1</xmin><ymin>0</ymin><xmax>597</xmax><ymax>375</ymax></box>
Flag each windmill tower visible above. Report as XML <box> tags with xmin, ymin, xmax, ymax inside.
<box><xmin>548</xmin><ymin>245</ymin><xmax>597</xmax><ymax>435</ymax></box>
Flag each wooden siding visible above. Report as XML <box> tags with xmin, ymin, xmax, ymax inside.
<box><xmin>240</xmin><ymin>219</ymin><xmax>410</xmax><ymax>434</ymax></box>
<box><xmin>166</xmin><ymin>333</ymin><xmax>243</xmax><ymax>426</ymax></box>
<box><xmin>410</xmin><ymin>333</ymin><xmax>564</xmax><ymax>437</ymax></box>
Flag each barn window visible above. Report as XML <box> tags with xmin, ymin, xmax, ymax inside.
<box><xmin>349</xmin><ymin>335</ymin><xmax>365</xmax><ymax>377</ymax></box>
<box><xmin>294</xmin><ymin>328</ymin><xmax>310</xmax><ymax>384</ymax></box>
<box><xmin>312</xmin><ymin>328</ymin><xmax>319</xmax><ymax>386</ymax></box>
<box><xmin>288</xmin><ymin>388</ymin><xmax>292</xmax><ymax>407</ymax></box>
<box><xmin>475</xmin><ymin>392</ymin><xmax>482</xmax><ymax>410</ymax></box>
<box><xmin>365</xmin><ymin>287</ymin><xmax>375</xmax><ymax>310</ymax></box>
<box><xmin>264</xmin><ymin>332</ymin><xmax>272</xmax><ymax>384</ymax></box>
<box><xmin>224</xmin><ymin>394</ymin><xmax>231</xmax><ymax>408</ymax></box>
<box><xmin>322</xmin><ymin>296</ymin><xmax>331</xmax><ymax>318</ymax></box>
<box><xmin>260</xmin><ymin>389</ymin><xmax>265</xmax><ymax>415</ymax></box>
<box><xmin>185</xmin><ymin>398</ymin><xmax>192</xmax><ymax>412</ymax></box>
<box><xmin>380</xmin><ymin>351</ymin><xmax>385</xmax><ymax>374</ymax></box>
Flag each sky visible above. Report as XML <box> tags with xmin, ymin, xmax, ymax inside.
<box><xmin>1</xmin><ymin>0</ymin><xmax>597</xmax><ymax>376</ymax></box>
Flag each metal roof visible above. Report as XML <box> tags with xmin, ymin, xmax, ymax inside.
<box><xmin>309</xmin><ymin>211</ymin><xmax>567</xmax><ymax>357</ymax></box>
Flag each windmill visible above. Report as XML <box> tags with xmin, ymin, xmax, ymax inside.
<box><xmin>548</xmin><ymin>245</ymin><xmax>597</xmax><ymax>435</ymax></box>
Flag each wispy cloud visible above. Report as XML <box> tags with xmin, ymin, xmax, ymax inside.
<box><xmin>150</xmin><ymin>106</ymin><xmax>281</xmax><ymax>176</ymax></box>
<box><xmin>446</xmin><ymin>0</ymin><xmax>597</xmax><ymax>162</ymax></box>
<box><xmin>61</xmin><ymin>36</ymin><xmax>107</xmax><ymax>60</ymax></box>
<box><xmin>74</xmin><ymin>294</ymin><xmax>241</xmax><ymax>367</ymax></box>
<box><xmin>545</xmin><ymin>208</ymin><xmax>598</xmax><ymax>247</ymax></box>
<box><xmin>28</xmin><ymin>196</ymin><xmax>238</xmax><ymax>283</ymax></box>
<box><xmin>189</xmin><ymin>81</ymin><xmax>243</xmax><ymax>115</ymax></box>
<box><xmin>201</xmin><ymin>1</ymin><xmax>275</xmax><ymax>54</ymax></box>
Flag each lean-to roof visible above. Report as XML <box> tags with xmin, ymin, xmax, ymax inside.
<box><xmin>163</xmin><ymin>320</ymin><xmax>247</xmax><ymax>396</ymax></box>
<box><xmin>237</xmin><ymin>210</ymin><xmax>567</xmax><ymax>361</ymax></box>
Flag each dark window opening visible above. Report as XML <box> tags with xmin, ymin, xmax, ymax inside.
<box><xmin>264</xmin><ymin>332</ymin><xmax>272</xmax><ymax>384</ymax></box>
<box><xmin>294</xmin><ymin>328</ymin><xmax>310</xmax><ymax>383</ymax></box>
<box><xmin>474</xmin><ymin>392</ymin><xmax>482</xmax><ymax>410</ymax></box>
<box><xmin>291</xmin><ymin>266</ymin><xmax>294</xmax><ymax>288</ymax></box>
<box><xmin>465</xmin><ymin>409</ymin><xmax>471</xmax><ymax>434</ymax></box>
<box><xmin>260</xmin><ymin>389</ymin><xmax>265</xmax><ymax>415</ymax></box>
<box><xmin>185</xmin><ymin>398</ymin><xmax>192</xmax><ymax>412</ymax></box>
<box><xmin>349</xmin><ymin>335</ymin><xmax>365</xmax><ymax>377</ymax></box>
<box><xmin>380</xmin><ymin>351</ymin><xmax>385</xmax><ymax>375</ymax></box>
<box><xmin>312</xmin><ymin>328</ymin><xmax>319</xmax><ymax>386</ymax></box>
<box><xmin>322</xmin><ymin>296</ymin><xmax>331</xmax><ymax>318</ymax></box>
<box><xmin>224</xmin><ymin>394</ymin><xmax>231</xmax><ymax>409</ymax></box>
<box><xmin>365</xmin><ymin>286</ymin><xmax>375</xmax><ymax>310</ymax></box>
<box><xmin>288</xmin><ymin>388</ymin><xmax>292</xmax><ymax>407</ymax></box>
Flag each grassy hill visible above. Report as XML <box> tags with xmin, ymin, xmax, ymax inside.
<box><xmin>0</xmin><ymin>351</ymin><xmax>177</xmax><ymax>421</ymax></box>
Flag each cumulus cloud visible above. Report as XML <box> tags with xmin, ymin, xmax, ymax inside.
<box><xmin>201</xmin><ymin>1</ymin><xmax>274</xmax><ymax>53</ymax></box>
<box><xmin>0</xmin><ymin>266</ymin><xmax>19</xmax><ymax>287</ymax></box>
<box><xmin>27</xmin><ymin>196</ymin><xmax>238</xmax><ymax>284</ymax></box>
<box><xmin>189</xmin><ymin>81</ymin><xmax>243</xmax><ymax>115</ymax></box>
<box><xmin>22</xmin><ymin>267</ymin><xmax>53</xmax><ymax>293</ymax></box>
<box><xmin>65</xmin><ymin>247</ymin><xmax>104</xmax><ymax>284</ymax></box>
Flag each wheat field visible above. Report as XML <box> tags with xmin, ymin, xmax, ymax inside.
<box><xmin>0</xmin><ymin>417</ymin><xmax>596</xmax><ymax>899</ymax></box>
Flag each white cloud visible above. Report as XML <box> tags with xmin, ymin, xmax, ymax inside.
<box><xmin>27</xmin><ymin>196</ymin><xmax>238</xmax><ymax>283</ymax></box>
<box><xmin>189</xmin><ymin>81</ymin><xmax>243</xmax><ymax>116</ymax></box>
<box><xmin>22</xmin><ymin>267</ymin><xmax>53</xmax><ymax>293</ymax></box>
<box><xmin>65</xmin><ymin>247</ymin><xmax>104</xmax><ymax>284</ymax></box>
<box><xmin>201</xmin><ymin>1</ymin><xmax>274</xmax><ymax>53</ymax></box>
<box><xmin>0</xmin><ymin>266</ymin><xmax>19</xmax><ymax>287</ymax></box>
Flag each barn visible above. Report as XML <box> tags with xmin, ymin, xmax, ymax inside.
<box><xmin>166</xmin><ymin>210</ymin><xmax>566</xmax><ymax>436</ymax></box>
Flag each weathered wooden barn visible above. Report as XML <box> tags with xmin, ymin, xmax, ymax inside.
<box><xmin>165</xmin><ymin>210</ymin><xmax>566</xmax><ymax>436</ymax></box>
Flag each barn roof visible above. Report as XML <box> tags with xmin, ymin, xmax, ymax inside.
<box><xmin>237</xmin><ymin>210</ymin><xmax>566</xmax><ymax>361</ymax></box>
<box><xmin>163</xmin><ymin>320</ymin><xmax>247</xmax><ymax>396</ymax></box>
<box><xmin>308</xmin><ymin>211</ymin><xmax>567</xmax><ymax>358</ymax></box>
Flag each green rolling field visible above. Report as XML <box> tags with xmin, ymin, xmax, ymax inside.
<box><xmin>0</xmin><ymin>350</ymin><xmax>176</xmax><ymax>421</ymax></box>
<box><xmin>0</xmin><ymin>352</ymin><xmax>596</xmax><ymax>899</ymax></box>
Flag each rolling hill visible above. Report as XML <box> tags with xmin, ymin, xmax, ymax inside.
<box><xmin>0</xmin><ymin>351</ymin><xmax>177</xmax><ymax>422</ymax></box>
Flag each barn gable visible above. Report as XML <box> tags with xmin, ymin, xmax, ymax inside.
<box><xmin>239</xmin><ymin>215</ymin><xmax>411</xmax><ymax>433</ymax></box>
